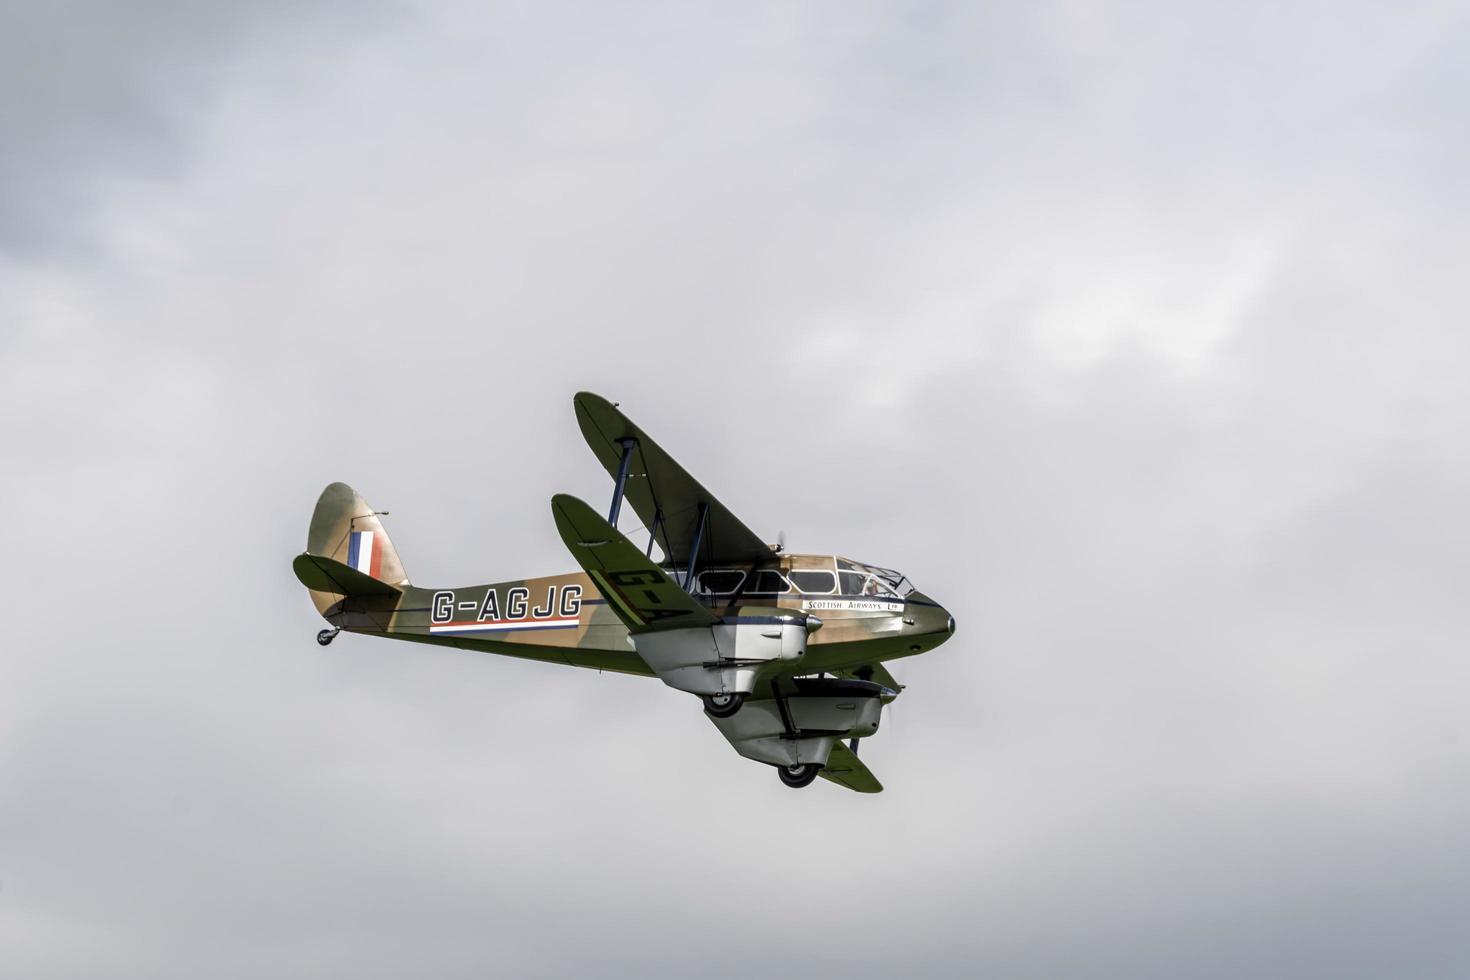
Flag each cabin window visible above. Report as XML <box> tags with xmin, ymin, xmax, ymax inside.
<box><xmin>749</xmin><ymin>569</ymin><xmax>792</xmax><ymax>594</ymax></box>
<box><xmin>697</xmin><ymin>570</ymin><xmax>745</xmax><ymax>594</ymax></box>
<box><xmin>789</xmin><ymin>570</ymin><xmax>836</xmax><ymax>594</ymax></box>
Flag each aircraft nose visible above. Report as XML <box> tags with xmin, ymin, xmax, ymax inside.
<box><xmin>906</xmin><ymin>592</ymin><xmax>955</xmax><ymax>639</ymax></box>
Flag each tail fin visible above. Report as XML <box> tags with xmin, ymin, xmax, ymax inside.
<box><xmin>298</xmin><ymin>482</ymin><xmax>409</xmax><ymax>616</ymax></box>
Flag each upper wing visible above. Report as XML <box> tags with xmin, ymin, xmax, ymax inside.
<box><xmin>550</xmin><ymin>493</ymin><xmax>718</xmax><ymax>633</ymax></box>
<box><xmin>818</xmin><ymin>741</ymin><xmax>884</xmax><ymax>793</ymax></box>
<box><xmin>574</xmin><ymin>392</ymin><xmax>772</xmax><ymax>566</ymax></box>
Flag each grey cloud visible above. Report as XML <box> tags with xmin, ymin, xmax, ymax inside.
<box><xmin>2</xmin><ymin>2</ymin><xmax>1468</xmax><ymax>978</ymax></box>
<box><xmin>0</xmin><ymin>0</ymin><xmax>391</xmax><ymax>258</ymax></box>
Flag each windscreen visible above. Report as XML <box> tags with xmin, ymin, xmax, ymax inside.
<box><xmin>836</xmin><ymin>559</ymin><xmax>915</xmax><ymax>597</ymax></box>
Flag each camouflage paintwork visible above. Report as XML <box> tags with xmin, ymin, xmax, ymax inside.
<box><xmin>299</xmin><ymin>482</ymin><xmax>953</xmax><ymax>689</ymax></box>
<box><xmin>294</xmin><ymin>392</ymin><xmax>955</xmax><ymax>699</ymax></box>
<box><xmin>294</xmin><ymin>395</ymin><xmax>958</xmax><ymax>794</ymax></box>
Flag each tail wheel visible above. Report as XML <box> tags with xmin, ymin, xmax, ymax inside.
<box><xmin>702</xmin><ymin>692</ymin><xmax>747</xmax><ymax>718</ymax></box>
<box><xmin>316</xmin><ymin>629</ymin><xmax>339</xmax><ymax>646</ymax></box>
<box><xmin>777</xmin><ymin>763</ymin><xmax>822</xmax><ymax>788</ymax></box>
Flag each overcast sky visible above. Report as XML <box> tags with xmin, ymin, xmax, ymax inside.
<box><xmin>3</xmin><ymin>2</ymin><xmax>1469</xmax><ymax>977</ymax></box>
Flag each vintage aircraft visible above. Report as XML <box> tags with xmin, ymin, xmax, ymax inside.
<box><xmin>291</xmin><ymin>392</ymin><xmax>955</xmax><ymax>792</ymax></box>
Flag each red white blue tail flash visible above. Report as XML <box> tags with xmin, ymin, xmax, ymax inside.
<box><xmin>347</xmin><ymin>530</ymin><xmax>381</xmax><ymax>578</ymax></box>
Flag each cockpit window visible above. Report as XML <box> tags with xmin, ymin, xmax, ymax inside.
<box><xmin>865</xmin><ymin>576</ymin><xmax>899</xmax><ymax>597</ymax></box>
<box><xmin>789</xmin><ymin>570</ymin><xmax>836</xmax><ymax>594</ymax></box>
<box><xmin>868</xmin><ymin>566</ymin><xmax>915</xmax><ymax>596</ymax></box>
<box><xmin>836</xmin><ymin>560</ymin><xmax>916</xmax><ymax>597</ymax></box>
<box><xmin>748</xmin><ymin>569</ymin><xmax>792</xmax><ymax>594</ymax></box>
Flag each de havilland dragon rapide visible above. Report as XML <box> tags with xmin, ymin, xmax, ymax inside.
<box><xmin>291</xmin><ymin>393</ymin><xmax>955</xmax><ymax>792</ymax></box>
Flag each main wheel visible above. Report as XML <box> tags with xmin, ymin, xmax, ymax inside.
<box><xmin>701</xmin><ymin>692</ymin><xmax>747</xmax><ymax>718</ymax></box>
<box><xmin>316</xmin><ymin>629</ymin><xmax>339</xmax><ymax>646</ymax></box>
<box><xmin>777</xmin><ymin>763</ymin><xmax>822</xmax><ymax>788</ymax></box>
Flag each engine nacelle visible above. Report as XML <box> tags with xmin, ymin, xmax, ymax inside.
<box><xmin>632</xmin><ymin>607</ymin><xmax>816</xmax><ymax>697</ymax></box>
<box><xmin>713</xmin><ymin>606</ymin><xmax>811</xmax><ymax>663</ymax></box>
<box><xmin>709</xmin><ymin>679</ymin><xmax>889</xmax><ymax>767</ymax></box>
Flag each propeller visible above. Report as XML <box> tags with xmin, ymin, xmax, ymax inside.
<box><xmin>845</xmin><ymin>665</ymin><xmax>902</xmax><ymax>757</ymax></box>
<box><xmin>853</xmin><ymin>698</ymin><xmax>900</xmax><ymax>756</ymax></box>
<box><xmin>875</xmin><ymin>670</ymin><xmax>900</xmax><ymax>738</ymax></box>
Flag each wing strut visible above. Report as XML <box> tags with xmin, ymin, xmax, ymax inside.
<box><xmin>575</xmin><ymin>393</ymin><xmax>771</xmax><ymax>565</ymax></box>
<box><xmin>607</xmin><ymin>437</ymin><xmax>636</xmax><ymax>525</ymax></box>
<box><xmin>683</xmin><ymin>502</ymin><xmax>709</xmax><ymax>589</ymax></box>
<box><xmin>645</xmin><ymin>507</ymin><xmax>662</xmax><ymax>558</ymax></box>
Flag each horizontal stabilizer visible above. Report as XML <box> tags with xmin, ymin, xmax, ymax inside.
<box><xmin>550</xmin><ymin>493</ymin><xmax>717</xmax><ymax>633</ymax></box>
<box><xmin>819</xmin><ymin>742</ymin><xmax>883</xmax><ymax>793</ymax></box>
<box><xmin>292</xmin><ymin>553</ymin><xmax>403</xmax><ymax>597</ymax></box>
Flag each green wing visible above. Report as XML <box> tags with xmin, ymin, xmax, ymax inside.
<box><xmin>574</xmin><ymin>392</ymin><xmax>772</xmax><ymax>566</ymax></box>
<box><xmin>819</xmin><ymin>742</ymin><xmax>884</xmax><ymax>793</ymax></box>
<box><xmin>832</xmin><ymin>662</ymin><xmax>904</xmax><ymax>693</ymax></box>
<box><xmin>550</xmin><ymin>493</ymin><xmax>718</xmax><ymax>634</ymax></box>
<box><xmin>291</xmin><ymin>553</ymin><xmax>402</xmax><ymax>597</ymax></box>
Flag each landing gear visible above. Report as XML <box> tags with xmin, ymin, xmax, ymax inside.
<box><xmin>777</xmin><ymin>763</ymin><xmax>822</xmax><ymax>789</ymax></box>
<box><xmin>316</xmin><ymin>628</ymin><xmax>340</xmax><ymax>646</ymax></box>
<box><xmin>702</xmin><ymin>692</ymin><xmax>747</xmax><ymax>718</ymax></box>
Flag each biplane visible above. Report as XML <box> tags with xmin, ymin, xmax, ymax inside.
<box><xmin>291</xmin><ymin>393</ymin><xmax>955</xmax><ymax>792</ymax></box>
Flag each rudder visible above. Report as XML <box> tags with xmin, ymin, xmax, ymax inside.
<box><xmin>302</xmin><ymin>482</ymin><xmax>409</xmax><ymax>615</ymax></box>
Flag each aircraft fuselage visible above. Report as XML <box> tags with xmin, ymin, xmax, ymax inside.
<box><xmin>321</xmin><ymin>552</ymin><xmax>954</xmax><ymax>680</ymax></box>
